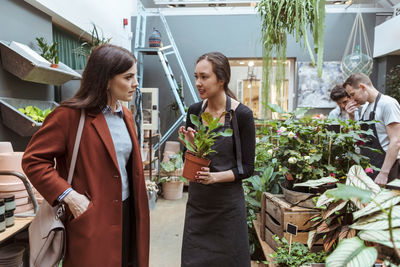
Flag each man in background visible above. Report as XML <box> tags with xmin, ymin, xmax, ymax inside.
<box><xmin>344</xmin><ymin>73</ymin><xmax>400</xmax><ymax>185</ymax></box>
<box><xmin>329</xmin><ymin>85</ymin><xmax>359</xmax><ymax>120</ymax></box>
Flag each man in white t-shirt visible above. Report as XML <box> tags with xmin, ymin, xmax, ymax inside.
<box><xmin>344</xmin><ymin>73</ymin><xmax>400</xmax><ymax>185</ymax></box>
<box><xmin>328</xmin><ymin>85</ymin><xmax>359</xmax><ymax>121</ymax></box>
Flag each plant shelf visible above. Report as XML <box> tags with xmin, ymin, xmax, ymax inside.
<box><xmin>0</xmin><ymin>40</ymin><xmax>81</xmax><ymax>85</ymax></box>
<box><xmin>0</xmin><ymin>97</ymin><xmax>59</xmax><ymax>136</ymax></box>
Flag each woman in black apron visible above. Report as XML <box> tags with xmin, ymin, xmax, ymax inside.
<box><xmin>179</xmin><ymin>52</ymin><xmax>255</xmax><ymax>267</ymax></box>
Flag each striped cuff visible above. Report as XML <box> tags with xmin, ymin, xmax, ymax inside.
<box><xmin>57</xmin><ymin>187</ymin><xmax>73</xmax><ymax>203</ymax></box>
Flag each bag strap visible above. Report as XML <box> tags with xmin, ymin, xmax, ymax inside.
<box><xmin>67</xmin><ymin>109</ymin><xmax>85</xmax><ymax>184</ymax></box>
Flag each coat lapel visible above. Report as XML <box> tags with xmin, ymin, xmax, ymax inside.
<box><xmin>89</xmin><ymin>112</ymin><xmax>120</xmax><ymax>171</ymax></box>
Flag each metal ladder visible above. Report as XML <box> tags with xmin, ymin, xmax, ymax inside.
<box><xmin>133</xmin><ymin>2</ymin><xmax>199</xmax><ymax>151</ymax></box>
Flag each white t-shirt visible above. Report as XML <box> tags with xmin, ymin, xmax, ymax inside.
<box><xmin>328</xmin><ymin>106</ymin><xmax>360</xmax><ymax>121</ymax></box>
<box><xmin>360</xmin><ymin>94</ymin><xmax>400</xmax><ymax>156</ymax></box>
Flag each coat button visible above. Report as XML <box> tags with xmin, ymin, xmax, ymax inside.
<box><xmin>113</xmin><ymin>199</ymin><xmax>119</xmax><ymax>203</ymax></box>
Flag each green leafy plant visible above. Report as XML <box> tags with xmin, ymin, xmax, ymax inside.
<box><xmin>159</xmin><ymin>153</ymin><xmax>185</xmax><ymax>183</ymax></box>
<box><xmin>257</xmin><ymin>104</ymin><xmax>372</xmax><ymax>188</ymax></box>
<box><xmin>306</xmin><ymin>166</ymin><xmax>400</xmax><ymax>266</ymax></box>
<box><xmin>257</xmin><ymin>0</ymin><xmax>326</xmax><ymax>114</ymax></box>
<box><xmin>36</xmin><ymin>37</ymin><xmax>59</xmax><ymax>65</ymax></box>
<box><xmin>179</xmin><ymin>112</ymin><xmax>233</xmax><ymax>159</ymax></box>
<box><xmin>270</xmin><ymin>235</ymin><xmax>327</xmax><ymax>267</ymax></box>
<box><xmin>18</xmin><ymin>106</ymin><xmax>53</xmax><ymax>122</ymax></box>
<box><xmin>73</xmin><ymin>23</ymin><xmax>112</xmax><ymax>57</ymax></box>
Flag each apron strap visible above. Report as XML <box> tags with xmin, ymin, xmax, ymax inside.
<box><xmin>226</xmin><ymin>96</ymin><xmax>244</xmax><ymax>175</ymax></box>
<box><xmin>369</xmin><ymin>93</ymin><xmax>382</xmax><ymax>121</ymax></box>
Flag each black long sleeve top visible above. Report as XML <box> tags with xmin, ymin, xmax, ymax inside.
<box><xmin>185</xmin><ymin>101</ymin><xmax>255</xmax><ymax>182</ymax></box>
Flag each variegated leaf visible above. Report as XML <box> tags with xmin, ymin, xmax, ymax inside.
<box><xmin>307</xmin><ymin>230</ymin><xmax>317</xmax><ymax>250</ymax></box>
<box><xmin>326</xmin><ymin>237</ymin><xmax>378</xmax><ymax>267</ymax></box>
<box><xmin>358</xmin><ymin>229</ymin><xmax>400</xmax><ymax>248</ymax></box>
<box><xmin>323</xmin><ymin>200</ymin><xmax>348</xmax><ymax>219</ymax></box>
<box><xmin>388</xmin><ymin>179</ymin><xmax>400</xmax><ymax>189</ymax></box>
<box><xmin>351</xmin><ymin>206</ymin><xmax>400</xmax><ymax>230</ymax></box>
<box><xmin>294</xmin><ymin>176</ymin><xmax>338</xmax><ymax>188</ymax></box>
<box><xmin>346</xmin><ymin>165</ymin><xmax>381</xmax><ymax>195</ymax></box>
<box><xmin>353</xmin><ymin>189</ymin><xmax>400</xmax><ymax>220</ymax></box>
<box><xmin>316</xmin><ymin>190</ymin><xmax>334</xmax><ymax>208</ymax></box>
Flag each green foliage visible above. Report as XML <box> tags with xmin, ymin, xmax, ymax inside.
<box><xmin>270</xmin><ymin>235</ymin><xmax>327</xmax><ymax>267</ymax></box>
<box><xmin>179</xmin><ymin>112</ymin><xmax>232</xmax><ymax>159</ymax></box>
<box><xmin>257</xmin><ymin>0</ymin><xmax>326</xmax><ymax>115</ymax></box>
<box><xmin>255</xmin><ymin>106</ymin><xmax>372</xmax><ymax>185</ymax></box>
<box><xmin>159</xmin><ymin>153</ymin><xmax>185</xmax><ymax>183</ymax></box>
<box><xmin>18</xmin><ymin>106</ymin><xmax>52</xmax><ymax>122</ymax></box>
<box><xmin>73</xmin><ymin>23</ymin><xmax>112</xmax><ymax>57</ymax></box>
<box><xmin>36</xmin><ymin>37</ymin><xmax>59</xmax><ymax>64</ymax></box>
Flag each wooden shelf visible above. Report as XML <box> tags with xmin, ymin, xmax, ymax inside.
<box><xmin>144</xmin><ymin>133</ymin><xmax>159</xmax><ymax>139</ymax></box>
<box><xmin>0</xmin><ymin>217</ymin><xmax>33</xmax><ymax>244</ymax></box>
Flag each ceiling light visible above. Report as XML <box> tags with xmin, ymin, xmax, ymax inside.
<box><xmin>239</xmin><ymin>61</ymin><xmax>245</xmax><ymax>65</ymax></box>
<box><xmin>168</xmin><ymin>4</ymin><xmax>176</xmax><ymax>8</ymax></box>
<box><xmin>333</xmin><ymin>1</ymin><xmax>344</xmax><ymax>4</ymax></box>
<box><xmin>248</xmin><ymin>61</ymin><xmax>255</xmax><ymax>67</ymax></box>
<box><xmin>178</xmin><ymin>4</ymin><xmax>186</xmax><ymax>7</ymax></box>
<box><xmin>208</xmin><ymin>3</ymin><xmax>216</xmax><ymax>7</ymax></box>
<box><xmin>218</xmin><ymin>3</ymin><xmax>226</xmax><ymax>7</ymax></box>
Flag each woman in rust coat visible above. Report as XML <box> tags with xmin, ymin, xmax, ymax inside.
<box><xmin>22</xmin><ymin>44</ymin><xmax>149</xmax><ymax>267</ymax></box>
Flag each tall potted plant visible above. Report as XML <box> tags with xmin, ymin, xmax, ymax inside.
<box><xmin>179</xmin><ymin>112</ymin><xmax>232</xmax><ymax>181</ymax></box>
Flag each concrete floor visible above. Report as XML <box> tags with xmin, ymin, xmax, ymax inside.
<box><xmin>150</xmin><ymin>192</ymin><xmax>188</xmax><ymax>267</ymax></box>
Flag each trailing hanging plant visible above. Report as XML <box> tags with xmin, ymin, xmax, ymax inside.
<box><xmin>257</xmin><ymin>0</ymin><xmax>326</xmax><ymax>115</ymax></box>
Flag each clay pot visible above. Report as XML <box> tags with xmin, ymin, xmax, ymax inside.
<box><xmin>50</xmin><ymin>63</ymin><xmax>58</xmax><ymax>68</ymax></box>
<box><xmin>15</xmin><ymin>203</ymin><xmax>33</xmax><ymax>214</ymax></box>
<box><xmin>162</xmin><ymin>180</ymin><xmax>183</xmax><ymax>200</ymax></box>
<box><xmin>182</xmin><ymin>152</ymin><xmax>211</xmax><ymax>182</ymax></box>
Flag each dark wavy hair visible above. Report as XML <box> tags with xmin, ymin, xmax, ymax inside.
<box><xmin>62</xmin><ymin>44</ymin><xmax>136</xmax><ymax>113</ymax></box>
<box><xmin>196</xmin><ymin>52</ymin><xmax>237</xmax><ymax>100</ymax></box>
<box><xmin>330</xmin><ymin>85</ymin><xmax>349</xmax><ymax>102</ymax></box>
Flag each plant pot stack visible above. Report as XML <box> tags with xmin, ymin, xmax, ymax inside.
<box><xmin>0</xmin><ymin>142</ymin><xmax>42</xmax><ymax>214</ymax></box>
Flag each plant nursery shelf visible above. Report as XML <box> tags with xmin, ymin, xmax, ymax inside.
<box><xmin>0</xmin><ymin>40</ymin><xmax>81</xmax><ymax>85</ymax></box>
<box><xmin>0</xmin><ymin>217</ymin><xmax>33</xmax><ymax>244</ymax></box>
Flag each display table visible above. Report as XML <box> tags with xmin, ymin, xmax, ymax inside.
<box><xmin>0</xmin><ymin>217</ymin><xmax>33</xmax><ymax>244</ymax></box>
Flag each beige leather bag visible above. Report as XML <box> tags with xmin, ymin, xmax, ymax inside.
<box><xmin>29</xmin><ymin>110</ymin><xmax>85</xmax><ymax>267</ymax></box>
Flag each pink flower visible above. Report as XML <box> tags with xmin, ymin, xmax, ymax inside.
<box><xmin>330</xmin><ymin>173</ymin><xmax>335</xmax><ymax>177</ymax></box>
<box><xmin>277</xmin><ymin>129</ymin><xmax>281</xmax><ymax>134</ymax></box>
<box><xmin>365</xmin><ymin>168</ymin><xmax>373</xmax><ymax>174</ymax></box>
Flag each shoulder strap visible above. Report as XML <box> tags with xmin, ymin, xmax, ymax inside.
<box><xmin>67</xmin><ymin>109</ymin><xmax>85</xmax><ymax>184</ymax></box>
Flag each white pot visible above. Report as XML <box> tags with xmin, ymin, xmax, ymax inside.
<box><xmin>162</xmin><ymin>180</ymin><xmax>183</xmax><ymax>200</ymax></box>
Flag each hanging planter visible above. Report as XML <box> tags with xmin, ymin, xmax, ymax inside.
<box><xmin>341</xmin><ymin>13</ymin><xmax>373</xmax><ymax>80</ymax></box>
<box><xmin>257</xmin><ymin>0</ymin><xmax>326</xmax><ymax>115</ymax></box>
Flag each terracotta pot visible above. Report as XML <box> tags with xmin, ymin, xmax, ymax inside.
<box><xmin>182</xmin><ymin>152</ymin><xmax>211</xmax><ymax>182</ymax></box>
<box><xmin>50</xmin><ymin>63</ymin><xmax>58</xmax><ymax>68</ymax></box>
<box><xmin>162</xmin><ymin>180</ymin><xmax>183</xmax><ymax>200</ymax></box>
<box><xmin>15</xmin><ymin>197</ymin><xmax>28</xmax><ymax>206</ymax></box>
<box><xmin>15</xmin><ymin>203</ymin><xmax>33</xmax><ymax>214</ymax></box>
<box><xmin>0</xmin><ymin>189</ymin><xmax>27</xmax><ymax>199</ymax></box>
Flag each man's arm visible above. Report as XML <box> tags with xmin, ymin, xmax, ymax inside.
<box><xmin>375</xmin><ymin>122</ymin><xmax>400</xmax><ymax>185</ymax></box>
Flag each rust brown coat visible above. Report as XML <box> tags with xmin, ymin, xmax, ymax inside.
<box><xmin>22</xmin><ymin>106</ymin><xmax>150</xmax><ymax>267</ymax></box>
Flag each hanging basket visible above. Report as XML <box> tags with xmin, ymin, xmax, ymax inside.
<box><xmin>341</xmin><ymin>13</ymin><xmax>373</xmax><ymax>80</ymax></box>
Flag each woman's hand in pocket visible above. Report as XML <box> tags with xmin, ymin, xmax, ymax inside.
<box><xmin>63</xmin><ymin>190</ymin><xmax>91</xmax><ymax>218</ymax></box>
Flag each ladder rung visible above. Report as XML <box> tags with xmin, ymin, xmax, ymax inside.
<box><xmin>164</xmin><ymin>51</ymin><xmax>175</xmax><ymax>56</ymax></box>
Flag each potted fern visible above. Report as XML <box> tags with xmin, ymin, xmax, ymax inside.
<box><xmin>179</xmin><ymin>112</ymin><xmax>233</xmax><ymax>181</ymax></box>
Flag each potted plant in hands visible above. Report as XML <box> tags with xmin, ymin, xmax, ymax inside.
<box><xmin>35</xmin><ymin>37</ymin><xmax>59</xmax><ymax>68</ymax></box>
<box><xmin>160</xmin><ymin>154</ymin><xmax>185</xmax><ymax>200</ymax></box>
<box><xmin>179</xmin><ymin>112</ymin><xmax>233</xmax><ymax>181</ymax></box>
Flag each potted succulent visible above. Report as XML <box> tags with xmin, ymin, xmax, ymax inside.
<box><xmin>35</xmin><ymin>37</ymin><xmax>59</xmax><ymax>68</ymax></box>
<box><xmin>160</xmin><ymin>154</ymin><xmax>185</xmax><ymax>200</ymax></box>
<box><xmin>179</xmin><ymin>112</ymin><xmax>233</xmax><ymax>181</ymax></box>
<box><xmin>145</xmin><ymin>180</ymin><xmax>158</xmax><ymax>210</ymax></box>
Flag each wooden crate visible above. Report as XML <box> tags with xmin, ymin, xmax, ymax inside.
<box><xmin>261</xmin><ymin>192</ymin><xmax>322</xmax><ymax>250</ymax></box>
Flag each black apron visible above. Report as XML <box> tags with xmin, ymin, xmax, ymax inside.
<box><xmin>360</xmin><ymin>93</ymin><xmax>399</xmax><ymax>181</ymax></box>
<box><xmin>181</xmin><ymin>96</ymin><xmax>250</xmax><ymax>267</ymax></box>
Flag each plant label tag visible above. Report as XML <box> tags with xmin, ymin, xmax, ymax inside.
<box><xmin>287</xmin><ymin>223</ymin><xmax>298</xmax><ymax>236</ymax></box>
